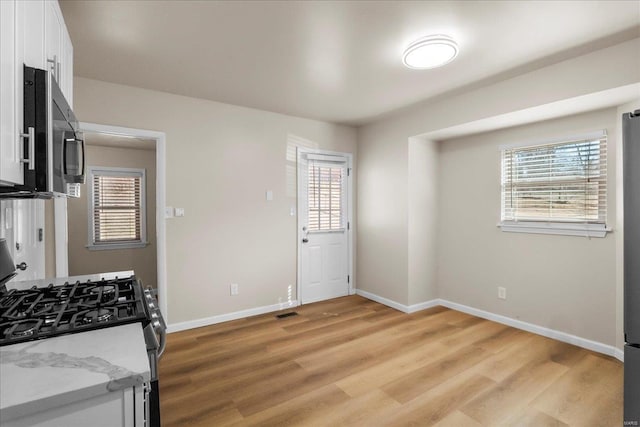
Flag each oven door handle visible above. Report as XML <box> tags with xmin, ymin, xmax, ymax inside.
<box><xmin>157</xmin><ymin>326</ymin><xmax>167</xmax><ymax>358</ymax></box>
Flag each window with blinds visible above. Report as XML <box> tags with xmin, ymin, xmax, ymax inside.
<box><xmin>307</xmin><ymin>161</ymin><xmax>344</xmax><ymax>231</ymax></box>
<box><xmin>501</xmin><ymin>132</ymin><xmax>607</xmax><ymax>225</ymax></box>
<box><xmin>89</xmin><ymin>167</ymin><xmax>146</xmax><ymax>247</ymax></box>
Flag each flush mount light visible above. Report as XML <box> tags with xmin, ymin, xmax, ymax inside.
<box><xmin>402</xmin><ymin>35</ymin><xmax>459</xmax><ymax>69</ymax></box>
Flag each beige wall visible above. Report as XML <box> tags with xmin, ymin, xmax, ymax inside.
<box><xmin>408</xmin><ymin>138</ymin><xmax>438</xmax><ymax>305</ymax></box>
<box><xmin>66</xmin><ymin>144</ymin><xmax>158</xmax><ymax>288</ymax></box>
<box><xmin>357</xmin><ymin>38</ymin><xmax>639</xmax><ymax>347</ymax></box>
<box><xmin>72</xmin><ymin>77</ymin><xmax>357</xmax><ymax>325</ymax></box>
<box><xmin>437</xmin><ymin>109</ymin><xmax>618</xmax><ymax>346</ymax></box>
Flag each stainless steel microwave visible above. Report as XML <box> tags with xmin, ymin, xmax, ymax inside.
<box><xmin>0</xmin><ymin>66</ymin><xmax>84</xmax><ymax>199</ymax></box>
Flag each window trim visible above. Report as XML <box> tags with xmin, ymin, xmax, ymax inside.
<box><xmin>86</xmin><ymin>166</ymin><xmax>148</xmax><ymax>251</ymax></box>
<box><xmin>498</xmin><ymin>130</ymin><xmax>611</xmax><ymax>238</ymax></box>
<box><xmin>497</xmin><ymin>221</ymin><xmax>611</xmax><ymax>238</ymax></box>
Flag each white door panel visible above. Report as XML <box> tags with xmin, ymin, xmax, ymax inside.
<box><xmin>298</xmin><ymin>150</ymin><xmax>352</xmax><ymax>304</ymax></box>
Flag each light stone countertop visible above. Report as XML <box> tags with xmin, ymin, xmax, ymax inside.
<box><xmin>0</xmin><ymin>322</ymin><xmax>150</xmax><ymax>422</ymax></box>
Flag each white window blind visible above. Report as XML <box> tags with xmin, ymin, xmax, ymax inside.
<box><xmin>89</xmin><ymin>167</ymin><xmax>146</xmax><ymax>247</ymax></box>
<box><xmin>308</xmin><ymin>161</ymin><xmax>344</xmax><ymax>231</ymax></box>
<box><xmin>501</xmin><ymin>132</ymin><xmax>607</xmax><ymax>224</ymax></box>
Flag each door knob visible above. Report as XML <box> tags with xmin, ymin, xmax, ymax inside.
<box><xmin>16</xmin><ymin>262</ymin><xmax>27</xmax><ymax>271</ymax></box>
<box><xmin>302</xmin><ymin>238</ymin><xmax>309</xmax><ymax>243</ymax></box>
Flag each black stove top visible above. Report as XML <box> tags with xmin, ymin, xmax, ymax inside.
<box><xmin>0</xmin><ymin>276</ymin><xmax>149</xmax><ymax>346</ymax></box>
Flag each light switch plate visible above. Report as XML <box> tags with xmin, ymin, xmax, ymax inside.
<box><xmin>266</xmin><ymin>190</ymin><xmax>273</xmax><ymax>201</ymax></box>
<box><xmin>164</xmin><ymin>207</ymin><xmax>174</xmax><ymax>218</ymax></box>
<box><xmin>175</xmin><ymin>208</ymin><xmax>185</xmax><ymax>217</ymax></box>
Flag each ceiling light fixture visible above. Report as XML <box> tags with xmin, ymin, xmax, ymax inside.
<box><xmin>402</xmin><ymin>35</ymin><xmax>459</xmax><ymax>70</ymax></box>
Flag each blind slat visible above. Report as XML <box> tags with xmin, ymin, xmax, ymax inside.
<box><xmin>501</xmin><ymin>136</ymin><xmax>607</xmax><ymax>223</ymax></box>
<box><xmin>307</xmin><ymin>161</ymin><xmax>344</xmax><ymax>231</ymax></box>
<box><xmin>92</xmin><ymin>170</ymin><xmax>144</xmax><ymax>244</ymax></box>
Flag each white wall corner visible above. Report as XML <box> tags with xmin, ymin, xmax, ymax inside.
<box><xmin>355</xmin><ymin>289</ymin><xmax>621</xmax><ymax>360</ymax></box>
<box><xmin>355</xmin><ymin>289</ymin><xmax>411</xmax><ymax>313</ymax></box>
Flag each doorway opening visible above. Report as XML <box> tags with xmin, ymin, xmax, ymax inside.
<box><xmin>52</xmin><ymin>122</ymin><xmax>168</xmax><ymax>321</ymax></box>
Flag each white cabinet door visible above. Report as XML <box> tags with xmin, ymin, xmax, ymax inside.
<box><xmin>0</xmin><ymin>0</ymin><xmax>24</xmax><ymax>186</ymax></box>
<box><xmin>1</xmin><ymin>386</ymin><xmax>145</xmax><ymax>427</ymax></box>
<box><xmin>11</xmin><ymin>199</ymin><xmax>45</xmax><ymax>281</ymax></box>
<box><xmin>62</xmin><ymin>26</ymin><xmax>73</xmax><ymax>107</ymax></box>
<box><xmin>44</xmin><ymin>0</ymin><xmax>72</xmax><ymax>104</ymax></box>
<box><xmin>44</xmin><ymin>0</ymin><xmax>62</xmax><ymax>90</ymax></box>
<box><xmin>19</xmin><ymin>0</ymin><xmax>45</xmax><ymax>70</ymax></box>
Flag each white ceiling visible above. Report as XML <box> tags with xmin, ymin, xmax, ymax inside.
<box><xmin>59</xmin><ymin>0</ymin><xmax>640</xmax><ymax>126</ymax></box>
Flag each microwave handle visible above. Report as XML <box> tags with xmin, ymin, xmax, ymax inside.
<box><xmin>79</xmin><ymin>136</ymin><xmax>85</xmax><ymax>177</ymax></box>
<box><xmin>63</xmin><ymin>137</ymin><xmax>69</xmax><ymax>176</ymax></box>
<box><xmin>63</xmin><ymin>136</ymin><xmax>85</xmax><ymax>177</ymax></box>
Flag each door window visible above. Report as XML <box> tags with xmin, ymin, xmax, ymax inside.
<box><xmin>307</xmin><ymin>161</ymin><xmax>345</xmax><ymax>232</ymax></box>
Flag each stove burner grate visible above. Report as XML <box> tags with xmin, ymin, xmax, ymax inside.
<box><xmin>0</xmin><ymin>275</ymin><xmax>148</xmax><ymax>346</ymax></box>
<box><xmin>82</xmin><ymin>308</ymin><xmax>115</xmax><ymax>324</ymax></box>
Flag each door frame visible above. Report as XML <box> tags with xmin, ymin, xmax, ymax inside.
<box><xmin>54</xmin><ymin>122</ymin><xmax>169</xmax><ymax>323</ymax></box>
<box><xmin>296</xmin><ymin>148</ymin><xmax>354</xmax><ymax>304</ymax></box>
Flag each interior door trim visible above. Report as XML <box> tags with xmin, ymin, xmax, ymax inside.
<box><xmin>296</xmin><ymin>148</ymin><xmax>354</xmax><ymax>304</ymax></box>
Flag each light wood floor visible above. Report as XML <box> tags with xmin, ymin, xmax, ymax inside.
<box><xmin>159</xmin><ymin>295</ymin><xmax>622</xmax><ymax>426</ymax></box>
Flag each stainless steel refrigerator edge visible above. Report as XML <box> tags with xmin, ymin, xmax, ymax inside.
<box><xmin>624</xmin><ymin>109</ymin><xmax>640</xmax><ymax>423</ymax></box>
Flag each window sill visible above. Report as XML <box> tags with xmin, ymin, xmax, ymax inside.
<box><xmin>498</xmin><ymin>221</ymin><xmax>611</xmax><ymax>238</ymax></box>
<box><xmin>86</xmin><ymin>242</ymin><xmax>149</xmax><ymax>251</ymax></box>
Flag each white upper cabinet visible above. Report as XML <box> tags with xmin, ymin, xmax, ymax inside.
<box><xmin>0</xmin><ymin>0</ymin><xmax>24</xmax><ymax>186</ymax></box>
<box><xmin>0</xmin><ymin>0</ymin><xmax>72</xmax><ymax>187</ymax></box>
<box><xmin>45</xmin><ymin>0</ymin><xmax>73</xmax><ymax>104</ymax></box>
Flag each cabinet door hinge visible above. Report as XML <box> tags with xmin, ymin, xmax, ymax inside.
<box><xmin>347</xmin><ymin>222</ymin><xmax>350</xmax><ymax>230</ymax></box>
<box><xmin>347</xmin><ymin>168</ymin><xmax>351</xmax><ymax>177</ymax></box>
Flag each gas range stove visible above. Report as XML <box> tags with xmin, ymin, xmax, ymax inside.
<box><xmin>0</xmin><ymin>275</ymin><xmax>150</xmax><ymax>346</ymax></box>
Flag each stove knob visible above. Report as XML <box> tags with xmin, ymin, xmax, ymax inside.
<box><xmin>152</xmin><ymin>319</ymin><xmax>162</xmax><ymax>329</ymax></box>
<box><xmin>151</xmin><ymin>312</ymin><xmax>159</xmax><ymax>319</ymax></box>
<box><xmin>148</xmin><ymin>302</ymin><xmax>155</xmax><ymax>309</ymax></box>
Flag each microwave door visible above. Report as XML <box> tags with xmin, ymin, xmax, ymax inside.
<box><xmin>51</xmin><ymin>117</ymin><xmax>69</xmax><ymax>194</ymax></box>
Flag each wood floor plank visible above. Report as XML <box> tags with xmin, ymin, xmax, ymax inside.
<box><xmin>500</xmin><ymin>407</ymin><xmax>569</xmax><ymax>427</ymax></box>
<box><xmin>433</xmin><ymin>410</ymin><xmax>484</xmax><ymax>427</ymax></box>
<box><xmin>230</xmin><ymin>384</ymin><xmax>350</xmax><ymax>427</ymax></box>
<box><xmin>158</xmin><ymin>295</ymin><xmax>623</xmax><ymax>427</ymax></box>
<box><xmin>530</xmin><ymin>353</ymin><xmax>623</xmax><ymax>426</ymax></box>
<box><xmin>460</xmin><ymin>358</ymin><xmax>569</xmax><ymax>425</ymax></box>
<box><xmin>335</xmin><ymin>339</ymin><xmax>449</xmax><ymax>397</ymax></box>
<box><xmin>381</xmin><ymin>345</ymin><xmax>491</xmax><ymax>403</ymax></box>
<box><xmin>378</xmin><ymin>370</ymin><xmax>497</xmax><ymax>426</ymax></box>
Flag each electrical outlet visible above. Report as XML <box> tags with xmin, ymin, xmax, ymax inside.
<box><xmin>498</xmin><ymin>287</ymin><xmax>506</xmax><ymax>300</ymax></box>
<box><xmin>230</xmin><ymin>283</ymin><xmax>239</xmax><ymax>296</ymax></box>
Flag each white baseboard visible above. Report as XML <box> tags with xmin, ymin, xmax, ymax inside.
<box><xmin>355</xmin><ymin>289</ymin><xmax>439</xmax><ymax>313</ymax></box>
<box><xmin>355</xmin><ymin>289</ymin><xmax>624</xmax><ymax>361</ymax></box>
<box><xmin>167</xmin><ymin>300</ymin><xmax>299</xmax><ymax>333</ymax></box>
<box><xmin>356</xmin><ymin>289</ymin><xmax>411</xmax><ymax>313</ymax></box>
<box><xmin>438</xmin><ymin>299</ymin><xmax>623</xmax><ymax>361</ymax></box>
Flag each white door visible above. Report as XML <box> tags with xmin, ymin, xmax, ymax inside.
<box><xmin>298</xmin><ymin>150</ymin><xmax>352</xmax><ymax>304</ymax></box>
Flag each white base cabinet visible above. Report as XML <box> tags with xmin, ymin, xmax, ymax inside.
<box><xmin>2</xmin><ymin>385</ymin><xmax>148</xmax><ymax>427</ymax></box>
